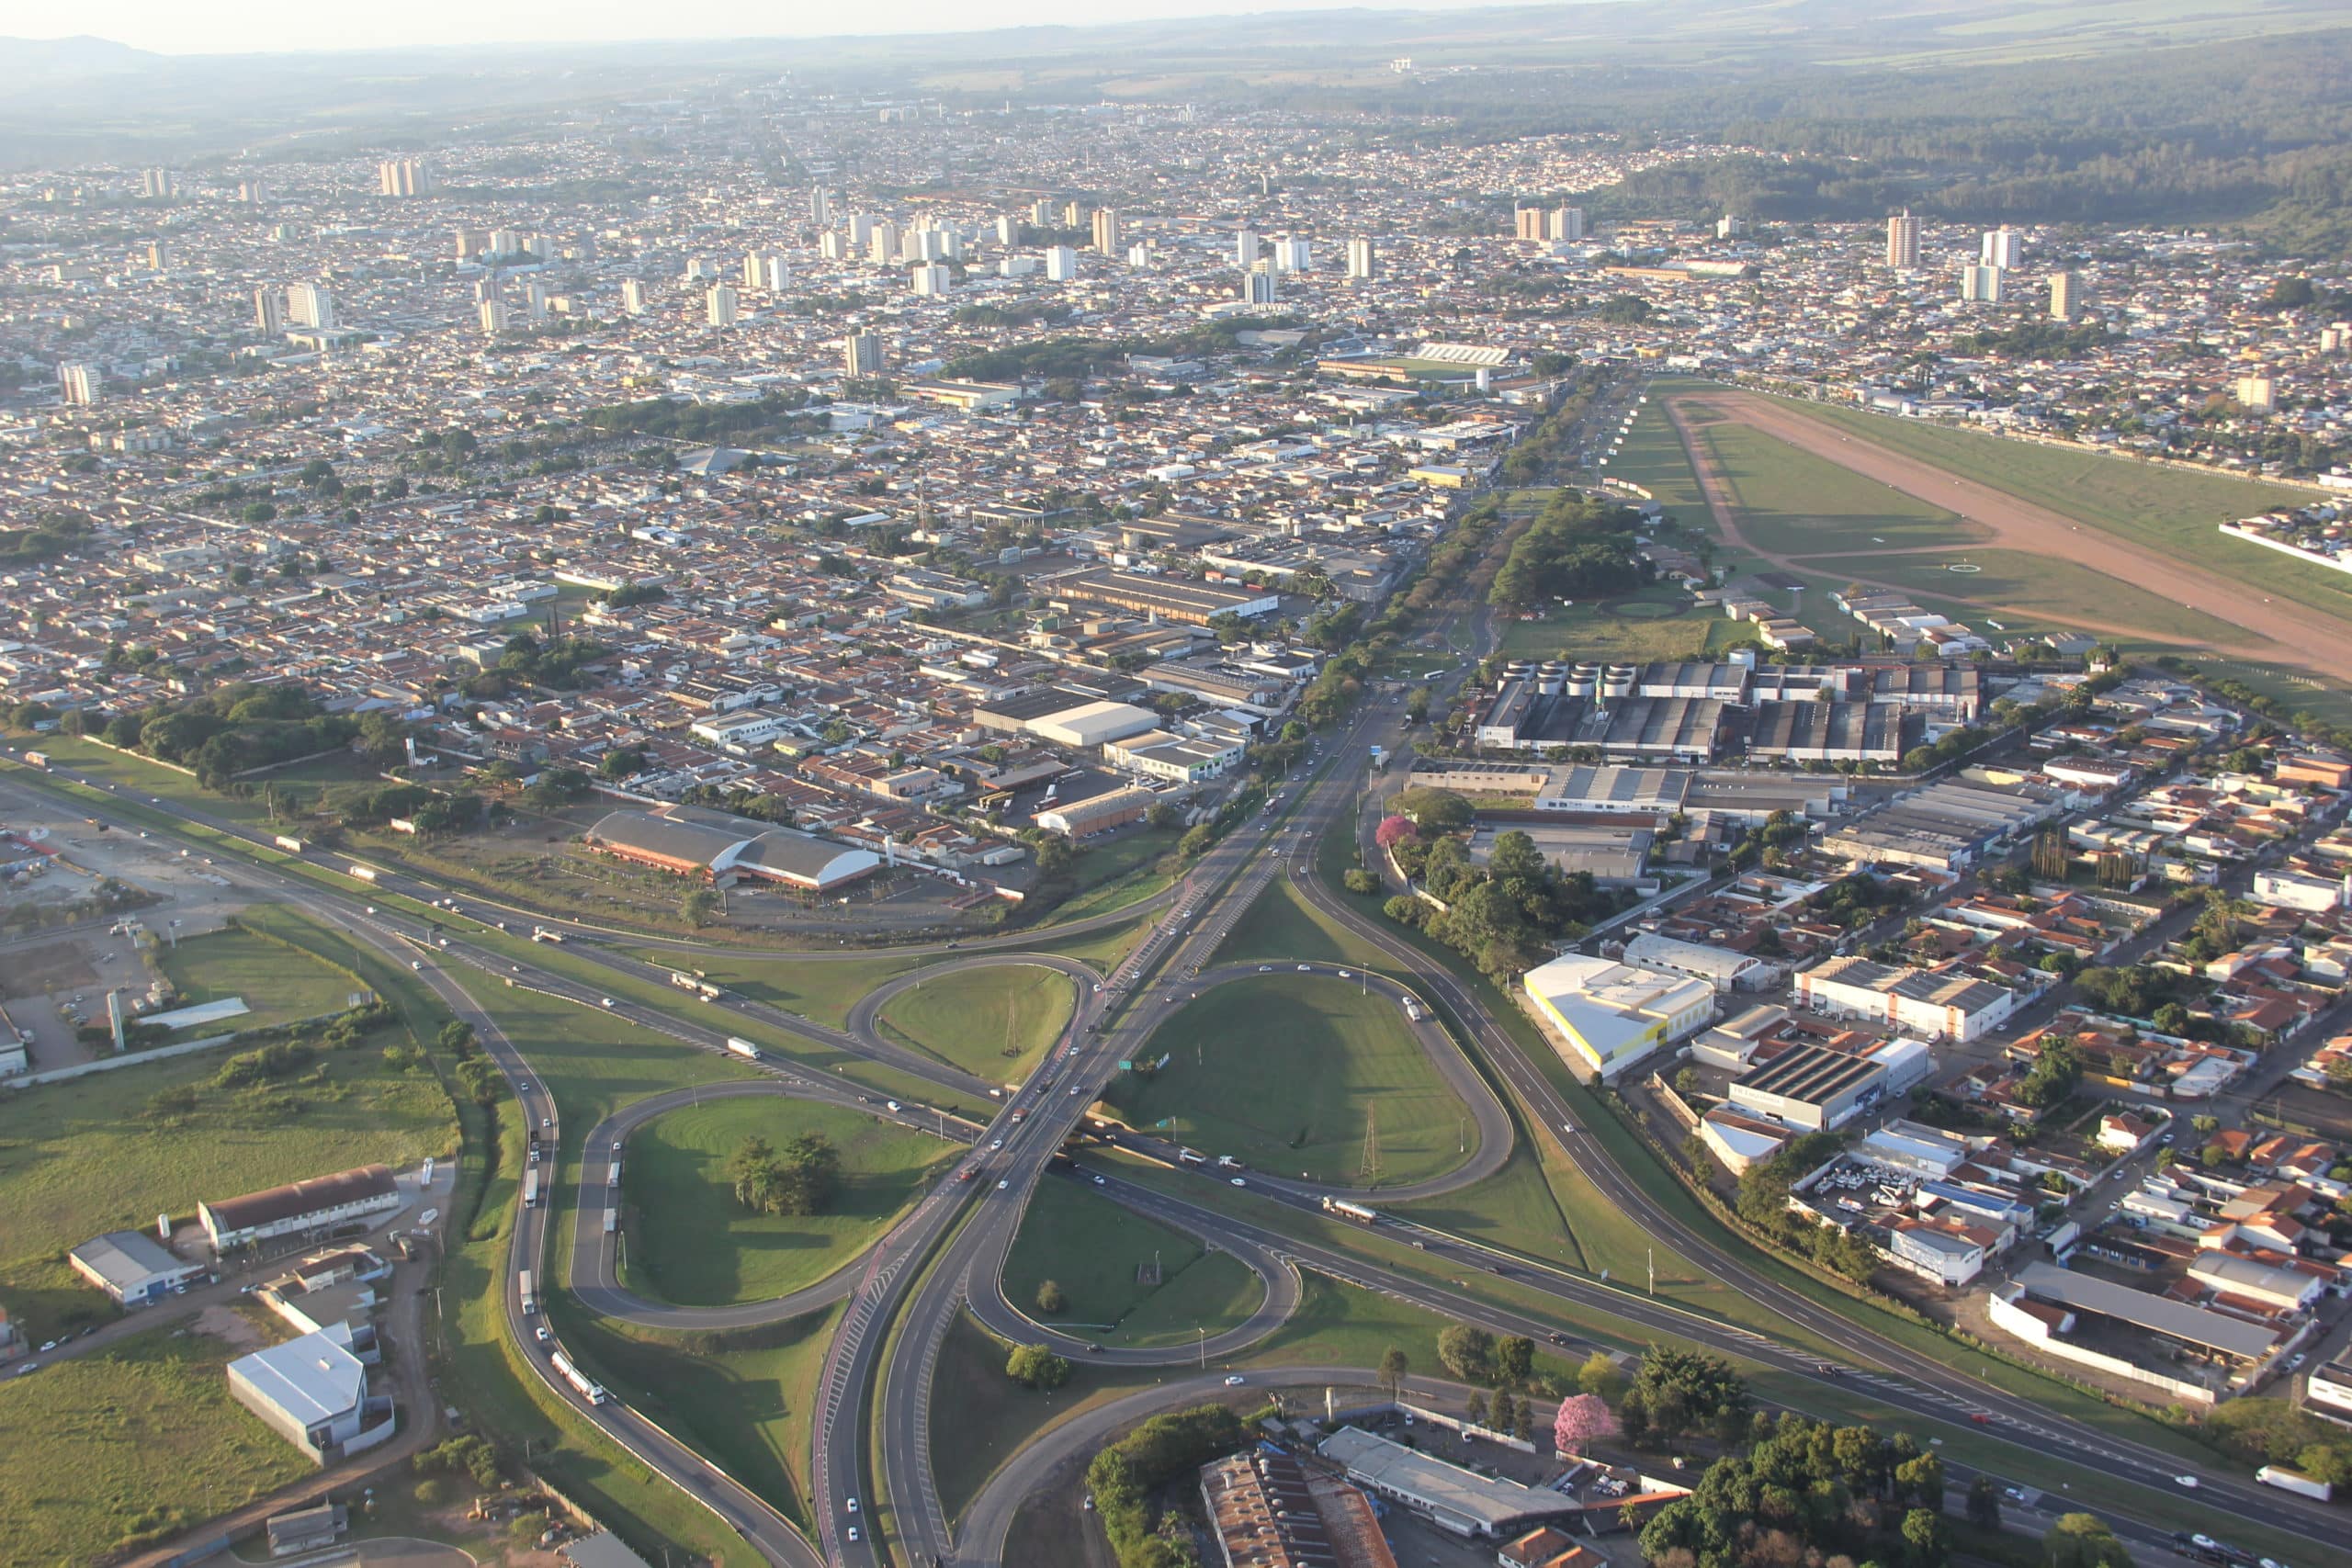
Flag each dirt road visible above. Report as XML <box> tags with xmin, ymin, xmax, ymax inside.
<box><xmin>1666</xmin><ymin>390</ymin><xmax>2352</xmax><ymax>682</ymax></box>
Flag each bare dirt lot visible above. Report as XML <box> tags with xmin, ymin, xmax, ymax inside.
<box><xmin>1668</xmin><ymin>390</ymin><xmax>2352</xmax><ymax>684</ymax></box>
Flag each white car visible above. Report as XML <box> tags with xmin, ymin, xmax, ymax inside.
<box><xmin>1230</xmin><ymin>1177</ymin><xmax>1247</xmax><ymax>1188</ymax></box>
<box><xmin>1295</xmin><ymin>964</ymin><xmax>1311</xmax><ymax>973</ymax></box>
<box><xmin>997</xmin><ymin>1179</ymin><xmax>1011</xmax><ymax>1190</ymax></box>
<box><xmin>2175</xmin><ymin>1474</ymin><xmax>2199</xmax><ymax>1489</ymax></box>
<box><xmin>846</xmin><ymin>1496</ymin><xmax>859</xmax><ymax>1514</ymax></box>
<box><xmin>886</xmin><ymin>1100</ymin><xmax>902</xmax><ymax>1112</ymax></box>
<box><xmin>1224</xmin><ymin>1374</ymin><xmax>1246</xmax><ymax>1386</ymax></box>
<box><xmin>989</xmin><ymin>1139</ymin><xmax>1003</xmax><ymax>1150</ymax></box>
<box><xmin>845</xmin><ymin>1526</ymin><xmax>860</xmax><ymax>1543</ymax></box>
<box><xmin>599</xmin><ymin>998</ymin><xmax>614</xmax><ymax>1009</ymax></box>
<box><xmin>536</xmin><ymin>1325</ymin><xmax>552</xmax><ymax>1344</ymax></box>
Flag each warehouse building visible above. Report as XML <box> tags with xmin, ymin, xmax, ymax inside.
<box><xmin>1727</xmin><ymin>1043</ymin><xmax>1887</xmax><ymax>1132</ymax></box>
<box><xmin>1522</xmin><ymin>953</ymin><xmax>1714</xmax><ymax>1081</ymax></box>
<box><xmin>1622</xmin><ymin>931</ymin><xmax>1774</xmax><ymax>992</ymax></box>
<box><xmin>971</xmin><ymin>685</ymin><xmax>1162</xmax><ymax>748</ymax></box>
<box><xmin>1746</xmin><ymin>701</ymin><xmax>1916</xmax><ymax>765</ymax></box>
<box><xmin>199</xmin><ymin>1165</ymin><xmax>404</xmax><ymax>1255</ymax></box>
<box><xmin>1036</xmin><ymin>784</ymin><xmax>1157</xmax><ymax>838</ymax></box>
<box><xmin>226</xmin><ymin>1322</ymin><xmax>395</xmax><ymax>1464</ymax></box>
<box><xmin>1102</xmin><ymin>728</ymin><xmax>1243</xmax><ymax>782</ymax></box>
<box><xmin>1796</xmin><ymin>955</ymin><xmax>2018</xmax><ymax>1043</ymax></box>
<box><xmin>1045</xmin><ymin>567</ymin><xmax>1281</xmax><ymax>625</ymax></box>
<box><xmin>582</xmin><ymin>807</ymin><xmax>883</xmax><ymax>893</ymax></box>
<box><xmin>1820</xmin><ymin>779</ymin><xmax>2062</xmax><ymax>872</ymax></box>
<box><xmin>69</xmin><ymin>1230</ymin><xmax>209</xmax><ymax>1306</ymax></box>
<box><xmin>1317</xmin><ymin>1427</ymin><xmax>1577</xmax><ymax>1540</ymax></box>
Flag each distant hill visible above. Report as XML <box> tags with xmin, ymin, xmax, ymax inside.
<box><xmin>0</xmin><ymin>35</ymin><xmax>159</xmax><ymax>80</ymax></box>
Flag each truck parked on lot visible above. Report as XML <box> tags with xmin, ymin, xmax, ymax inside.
<box><xmin>549</xmin><ymin>1350</ymin><xmax>609</xmax><ymax>1405</ymax></box>
<box><xmin>725</xmin><ymin>1037</ymin><xmax>763</xmax><ymax>1063</ymax></box>
<box><xmin>2256</xmin><ymin>1464</ymin><xmax>2332</xmax><ymax>1500</ymax></box>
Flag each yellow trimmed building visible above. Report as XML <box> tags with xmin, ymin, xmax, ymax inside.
<box><xmin>1521</xmin><ymin>953</ymin><xmax>1714</xmax><ymax>1081</ymax></box>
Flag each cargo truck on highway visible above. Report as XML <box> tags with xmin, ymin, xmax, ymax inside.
<box><xmin>724</xmin><ymin>1037</ymin><xmax>763</xmax><ymax>1063</ymax></box>
<box><xmin>549</xmin><ymin>1350</ymin><xmax>609</xmax><ymax>1405</ymax></box>
<box><xmin>522</xmin><ymin>1169</ymin><xmax>540</xmax><ymax>1208</ymax></box>
<box><xmin>2256</xmin><ymin>1464</ymin><xmax>2332</xmax><ymax>1500</ymax></box>
<box><xmin>519</xmin><ymin>1269</ymin><xmax>537</xmax><ymax>1314</ymax></box>
<box><xmin>274</xmin><ymin>834</ymin><xmax>304</xmax><ymax>852</ymax></box>
<box><xmin>347</xmin><ymin>864</ymin><xmax>379</xmax><ymax>882</ymax></box>
<box><xmin>1322</xmin><ymin>1198</ymin><xmax>1379</xmax><ymax>1224</ymax></box>
<box><xmin>22</xmin><ymin>750</ymin><xmax>48</xmax><ymax>769</ymax></box>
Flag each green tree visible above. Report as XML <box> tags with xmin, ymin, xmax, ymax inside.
<box><xmin>2043</xmin><ymin>1513</ymin><xmax>2133</xmax><ymax>1568</ymax></box>
<box><xmin>1966</xmin><ymin>1475</ymin><xmax>2002</xmax><ymax>1531</ymax></box>
<box><xmin>1495</xmin><ymin>1335</ymin><xmax>1535</xmax><ymax>1388</ymax></box>
<box><xmin>1577</xmin><ymin>1351</ymin><xmax>1621</xmax><ymax>1401</ymax></box>
<box><xmin>1005</xmin><ymin>1343</ymin><xmax>1070</xmax><ymax>1391</ymax></box>
<box><xmin>1902</xmin><ymin>1506</ymin><xmax>1951</xmax><ymax>1568</ymax></box>
<box><xmin>681</xmin><ymin>887</ymin><xmax>719</xmax><ymax>928</ymax></box>
<box><xmin>1436</xmin><ymin>1323</ymin><xmax>1497</xmax><ymax>1383</ymax></box>
<box><xmin>1377</xmin><ymin>1346</ymin><xmax>1409</xmax><ymax>1398</ymax></box>
<box><xmin>1035</xmin><ymin>1280</ymin><xmax>1068</xmax><ymax>1314</ymax></box>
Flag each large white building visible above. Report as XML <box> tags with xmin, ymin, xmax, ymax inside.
<box><xmin>1045</xmin><ymin>245</ymin><xmax>1079</xmax><ymax>282</ymax></box>
<box><xmin>1795</xmin><ymin>955</ymin><xmax>2018</xmax><ymax>1043</ymax></box>
<box><xmin>227</xmin><ymin>1322</ymin><xmax>394</xmax><ymax>1464</ymax></box>
<box><xmin>1521</xmin><ymin>953</ymin><xmax>1714</xmax><ymax>1081</ymax></box>
<box><xmin>200</xmin><ymin>1165</ymin><xmax>403</xmax><ymax>1254</ymax></box>
<box><xmin>1622</xmin><ymin>931</ymin><xmax>1774</xmax><ymax>993</ymax></box>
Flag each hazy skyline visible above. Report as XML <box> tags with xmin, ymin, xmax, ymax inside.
<box><xmin>12</xmin><ymin>0</ymin><xmax>1544</xmax><ymax>57</ymax></box>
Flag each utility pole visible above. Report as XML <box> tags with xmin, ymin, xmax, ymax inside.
<box><xmin>1647</xmin><ymin>1247</ymin><xmax>1655</xmax><ymax>1296</ymax></box>
<box><xmin>1198</xmin><ymin>1325</ymin><xmax>1206</xmax><ymax>1371</ymax></box>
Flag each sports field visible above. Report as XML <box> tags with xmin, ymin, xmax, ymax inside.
<box><xmin>1000</xmin><ymin>1174</ymin><xmax>1265</xmax><ymax>1347</ymax></box>
<box><xmin>619</xmin><ymin>1096</ymin><xmax>953</xmax><ymax>1306</ymax></box>
<box><xmin>875</xmin><ymin>963</ymin><xmax>1076</xmax><ymax>1082</ymax></box>
<box><xmin>1104</xmin><ymin>975</ymin><xmax>1476</xmax><ymax>1186</ymax></box>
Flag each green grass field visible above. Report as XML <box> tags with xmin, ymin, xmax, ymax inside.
<box><xmin>1691</xmin><ymin>413</ymin><xmax>1993</xmax><ymax>560</ymax></box>
<box><xmin>1001</xmin><ymin>1175</ymin><xmax>1265</xmax><ymax>1346</ymax></box>
<box><xmin>619</xmin><ymin>1097</ymin><xmax>953</xmax><ymax>1307</ymax></box>
<box><xmin>0</xmin><ymin>1005</ymin><xmax>456</xmax><ymax>1340</ymax></box>
<box><xmin>1214</xmin><ymin>877</ymin><xmax>1391</xmax><ymax>970</ymax></box>
<box><xmin>875</xmin><ymin>964</ymin><xmax>1077</xmax><ymax>1083</ymax></box>
<box><xmin>1608</xmin><ymin>394</ymin><xmax>1710</xmax><ymax>516</ymax></box>
<box><xmin>1046</xmin><ymin>829</ymin><xmax>1181</xmax><ymax>923</ymax></box>
<box><xmin>0</xmin><ymin>1324</ymin><xmax>314</xmax><ymax>1564</ymax></box>
<box><xmin>1102</xmin><ymin>976</ymin><xmax>1476</xmax><ymax>1188</ymax></box>
<box><xmin>1496</xmin><ymin>584</ymin><xmax>1720</xmax><ymax>662</ymax></box>
<box><xmin>157</xmin><ymin>920</ymin><xmax>371</xmax><ymax>1033</ymax></box>
<box><xmin>552</xmin><ymin>1305</ymin><xmax>842</xmax><ymax>1533</ymax></box>
<box><xmin>1840</xmin><ymin>548</ymin><xmax>2251</xmax><ymax>648</ymax></box>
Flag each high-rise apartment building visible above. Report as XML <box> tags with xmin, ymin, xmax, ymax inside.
<box><xmin>847</xmin><ymin>213</ymin><xmax>876</xmax><ymax>249</ymax></box>
<box><xmin>1236</xmin><ymin>230</ymin><xmax>1261</xmax><ymax>267</ymax></box>
<box><xmin>479</xmin><ymin>299</ymin><xmax>510</xmax><ymax>335</ymax></box>
<box><xmin>1551</xmin><ymin>206</ymin><xmax>1586</xmax><ymax>243</ymax></box>
<box><xmin>820</xmin><ymin>231</ymin><xmax>848</xmax><ymax>262</ymax></box>
<box><xmin>706</xmin><ymin>284</ymin><xmax>739</xmax><ymax>329</ymax></box>
<box><xmin>2048</xmin><ymin>271</ymin><xmax>2078</xmax><ymax>321</ymax></box>
<box><xmin>2235</xmin><ymin>374</ymin><xmax>2277</xmax><ymax>412</ymax></box>
<box><xmin>1091</xmin><ymin>208</ymin><xmax>1122</xmax><ymax>254</ymax></box>
<box><xmin>869</xmin><ymin>221</ymin><xmax>900</xmax><ymax>265</ymax></box>
<box><xmin>524</xmin><ymin>279</ymin><xmax>550</xmax><ymax>322</ymax></box>
<box><xmin>1345</xmin><ymin>237</ymin><xmax>1375</xmax><ymax>279</ymax></box>
<box><xmin>58</xmin><ymin>363</ymin><xmax>99</xmax><ymax>405</ymax></box>
<box><xmin>622</xmin><ymin>279</ymin><xmax>649</xmax><ymax>317</ymax></box>
<box><xmin>910</xmin><ymin>263</ymin><xmax>951</xmax><ymax>297</ymax></box>
<box><xmin>146</xmin><ymin>242</ymin><xmax>168</xmax><ymax>271</ymax></box>
<box><xmin>288</xmin><ymin>282</ymin><xmax>336</xmax><ymax>331</ymax></box>
<box><xmin>140</xmin><ymin>168</ymin><xmax>175</xmax><ymax>200</ymax></box>
<box><xmin>1244</xmin><ymin>270</ymin><xmax>1279</xmax><ymax>305</ymax></box>
<box><xmin>996</xmin><ymin>214</ymin><xmax>1020</xmax><ymax>246</ymax></box>
<box><xmin>1062</xmin><ymin>200</ymin><xmax>1088</xmax><ymax>229</ymax></box>
<box><xmin>1885</xmin><ymin>210</ymin><xmax>1921</xmax><ymax>269</ymax></box>
<box><xmin>765</xmin><ymin>256</ymin><xmax>790</xmax><ymax>293</ymax></box>
<box><xmin>1981</xmin><ymin>227</ymin><xmax>2023</xmax><ymax>269</ymax></box>
<box><xmin>844</xmin><ymin>333</ymin><xmax>885</xmax><ymax>378</ymax></box>
<box><xmin>809</xmin><ymin>188</ymin><xmax>831</xmax><ymax>227</ymax></box>
<box><xmin>1272</xmin><ymin>237</ymin><xmax>1311</xmax><ymax>273</ymax></box>
<box><xmin>254</xmin><ymin>287</ymin><xmax>285</xmax><ymax>333</ymax></box>
<box><xmin>377</xmin><ymin>158</ymin><xmax>432</xmax><ymax>197</ymax></box>
<box><xmin>1030</xmin><ymin>198</ymin><xmax>1056</xmax><ymax>228</ymax></box>
<box><xmin>452</xmin><ymin>228</ymin><xmax>490</xmax><ymax>261</ymax></box>
<box><xmin>1959</xmin><ymin>265</ymin><xmax>2003</xmax><ymax>303</ymax></box>
<box><xmin>1045</xmin><ymin>245</ymin><xmax>1079</xmax><ymax>282</ymax></box>
<box><xmin>1516</xmin><ymin>207</ymin><xmax>1548</xmax><ymax>243</ymax></box>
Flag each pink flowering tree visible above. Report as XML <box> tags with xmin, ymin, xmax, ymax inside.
<box><xmin>1552</xmin><ymin>1393</ymin><xmax>1621</xmax><ymax>1455</ymax></box>
<box><xmin>1374</xmin><ymin>815</ymin><xmax>1415</xmax><ymax>851</ymax></box>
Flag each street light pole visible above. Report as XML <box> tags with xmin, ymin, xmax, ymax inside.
<box><xmin>1198</xmin><ymin>1325</ymin><xmax>1206</xmax><ymax>1371</ymax></box>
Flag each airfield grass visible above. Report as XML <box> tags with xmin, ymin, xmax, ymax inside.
<box><xmin>875</xmin><ymin>964</ymin><xmax>1077</xmax><ymax>1083</ymax></box>
<box><xmin>0</xmin><ymin>1324</ymin><xmax>314</xmax><ymax>1565</ymax></box>
<box><xmin>551</xmin><ymin>1303</ymin><xmax>843</xmax><ymax>1534</ymax></box>
<box><xmin>1691</xmin><ymin>413</ymin><xmax>1996</xmax><ymax>560</ymax></box>
<box><xmin>0</xmin><ymin>1002</ymin><xmax>456</xmax><ymax>1340</ymax></box>
<box><xmin>156</xmin><ymin>919</ymin><xmax>369</xmax><ymax>1032</ymax></box>
<box><xmin>1102</xmin><ymin>976</ymin><xmax>1476</xmax><ymax>1189</ymax></box>
<box><xmin>1001</xmin><ymin>1174</ymin><xmax>1265</xmax><ymax>1346</ymax></box>
<box><xmin>1762</xmin><ymin>395</ymin><xmax>2351</xmax><ymax>622</ymax></box>
<box><xmin>619</xmin><ymin>1096</ymin><xmax>953</xmax><ymax>1308</ymax></box>
<box><xmin>1840</xmin><ymin>548</ymin><xmax>2252</xmax><ymax>648</ymax></box>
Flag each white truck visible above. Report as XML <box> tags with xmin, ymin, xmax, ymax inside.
<box><xmin>518</xmin><ymin>1269</ymin><xmax>537</xmax><ymax>1315</ymax></box>
<box><xmin>522</xmin><ymin>1169</ymin><xmax>540</xmax><ymax>1208</ymax></box>
<box><xmin>2256</xmin><ymin>1464</ymin><xmax>2333</xmax><ymax>1501</ymax></box>
<box><xmin>548</xmin><ymin>1350</ymin><xmax>609</xmax><ymax>1405</ymax></box>
<box><xmin>347</xmin><ymin>863</ymin><xmax>379</xmax><ymax>883</ymax></box>
<box><xmin>725</xmin><ymin>1037</ymin><xmax>763</xmax><ymax>1063</ymax></box>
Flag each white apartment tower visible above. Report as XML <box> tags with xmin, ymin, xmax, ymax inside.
<box><xmin>1346</xmin><ymin>237</ymin><xmax>1376</xmax><ymax>279</ymax></box>
<box><xmin>2048</xmin><ymin>271</ymin><xmax>2078</xmax><ymax>321</ymax></box>
<box><xmin>1091</xmin><ymin>208</ymin><xmax>1122</xmax><ymax>254</ymax></box>
<box><xmin>621</xmin><ymin>278</ymin><xmax>649</xmax><ymax>316</ymax></box>
<box><xmin>58</xmin><ymin>363</ymin><xmax>99</xmax><ymax>405</ymax></box>
<box><xmin>1045</xmin><ymin>245</ymin><xmax>1079</xmax><ymax>282</ymax></box>
<box><xmin>1885</xmin><ymin>210</ymin><xmax>1921</xmax><ymax>269</ymax></box>
<box><xmin>479</xmin><ymin>299</ymin><xmax>510</xmax><ymax>335</ymax></box>
<box><xmin>140</xmin><ymin>168</ymin><xmax>175</xmax><ymax>199</ymax></box>
<box><xmin>1981</xmin><ymin>227</ymin><xmax>2023</xmax><ymax>269</ymax></box>
<box><xmin>254</xmin><ymin>287</ymin><xmax>285</xmax><ymax>333</ymax></box>
<box><xmin>1236</xmin><ymin>229</ymin><xmax>1262</xmax><ymax>267</ymax></box>
<box><xmin>1244</xmin><ymin>270</ymin><xmax>1279</xmax><ymax>305</ymax></box>
<box><xmin>377</xmin><ymin>158</ymin><xmax>431</xmax><ymax>197</ymax></box>
<box><xmin>869</xmin><ymin>221</ymin><xmax>901</xmax><ymax>265</ymax></box>
<box><xmin>1959</xmin><ymin>265</ymin><xmax>2003</xmax><ymax>303</ymax></box>
<box><xmin>910</xmin><ymin>263</ymin><xmax>951</xmax><ymax>297</ymax></box>
<box><xmin>844</xmin><ymin>333</ymin><xmax>885</xmax><ymax>378</ymax></box>
<box><xmin>1516</xmin><ymin>207</ymin><xmax>1548</xmax><ymax>243</ymax></box>
<box><xmin>996</xmin><ymin>214</ymin><xmax>1020</xmax><ymax>245</ymax></box>
<box><xmin>288</xmin><ymin>282</ymin><xmax>335</xmax><ymax>331</ymax></box>
<box><xmin>706</xmin><ymin>284</ymin><xmax>739</xmax><ymax>329</ymax></box>
<box><xmin>809</xmin><ymin>188</ymin><xmax>831</xmax><ymax>227</ymax></box>
<box><xmin>1551</xmin><ymin>206</ymin><xmax>1586</xmax><ymax>243</ymax></box>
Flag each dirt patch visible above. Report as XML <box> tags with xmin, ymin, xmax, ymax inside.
<box><xmin>192</xmin><ymin>1303</ymin><xmax>269</xmax><ymax>1352</ymax></box>
<box><xmin>0</xmin><ymin>940</ymin><xmax>100</xmax><ymax>999</ymax></box>
<box><xmin>1667</xmin><ymin>390</ymin><xmax>2352</xmax><ymax>682</ymax></box>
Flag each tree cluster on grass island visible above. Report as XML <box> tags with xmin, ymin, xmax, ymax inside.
<box><xmin>723</xmin><ymin>1133</ymin><xmax>840</xmax><ymax>1216</ymax></box>
<box><xmin>1378</xmin><ymin>794</ymin><xmax>1623</xmax><ymax>981</ymax></box>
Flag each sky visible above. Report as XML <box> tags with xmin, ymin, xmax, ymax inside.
<box><xmin>22</xmin><ymin>0</ymin><xmax>1539</xmax><ymax>57</ymax></box>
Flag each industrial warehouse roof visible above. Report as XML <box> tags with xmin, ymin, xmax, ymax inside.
<box><xmin>586</xmin><ymin>807</ymin><xmax>880</xmax><ymax>888</ymax></box>
<box><xmin>69</xmin><ymin>1230</ymin><xmax>194</xmax><ymax>1291</ymax></box>
<box><xmin>1318</xmin><ymin>1427</ymin><xmax>1573</xmax><ymax>1535</ymax></box>
<box><xmin>585</xmin><ymin>810</ymin><xmax>744</xmax><ymax>867</ymax></box>
<box><xmin>2012</xmin><ymin>1261</ymin><xmax>2281</xmax><ymax>1360</ymax></box>
<box><xmin>229</xmin><ymin>1326</ymin><xmax>366</xmax><ymax>1426</ymax></box>
<box><xmin>202</xmin><ymin>1165</ymin><xmax>398</xmax><ymax>1235</ymax></box>
<box><xmin>1736</xmin><ymin>1042</ymin><xmax>1883</xmax><ymax>1105</ymax></box>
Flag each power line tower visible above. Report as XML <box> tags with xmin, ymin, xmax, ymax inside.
<box><xmin>1358</xmin><ymin>1103</ymin><xmax>1383</xmax><ymax>1187</ymax></box>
